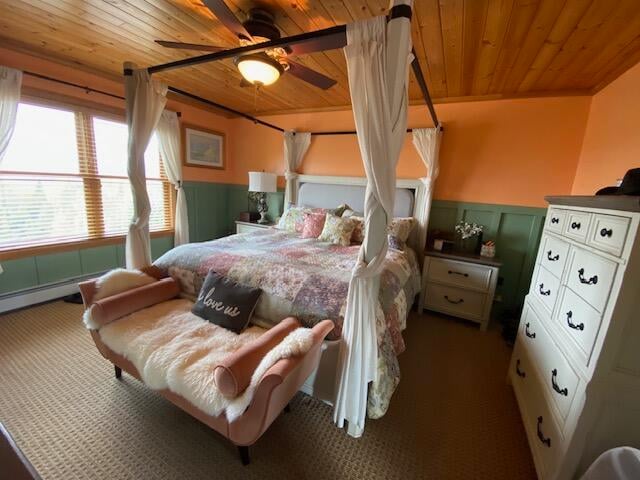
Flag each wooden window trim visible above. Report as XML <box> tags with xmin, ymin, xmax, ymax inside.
<box><xmin>0</xmin><ymin>230</ymin><xmax>174</xmax><ymax>262</ymax></box>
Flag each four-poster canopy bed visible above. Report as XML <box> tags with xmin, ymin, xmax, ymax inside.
<box><xmin>99</xmin><ymin>0</ymin><xmax>444</xmax><ymax>438</ymax></box>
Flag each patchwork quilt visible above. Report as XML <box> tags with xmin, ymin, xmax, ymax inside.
<box><xmin>153</xmin><ymin>229</ymin><xmax>421</xmax><ymax>418</ymax></box>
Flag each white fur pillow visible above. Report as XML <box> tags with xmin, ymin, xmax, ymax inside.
<box><xmin>92</xmin><ymin>268</ymin><xmax>156</xmax><ymax>302</ymax></box>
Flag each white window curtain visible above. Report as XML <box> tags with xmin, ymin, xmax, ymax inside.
<box><xmin>0</xmin><ymin>66</ymin><xmax>22</xmax><ymax>162</ymax></box>
<box><xmin>283</xmin><ymin>131</ymin><xmax>311</xmax><ymax>207</ymax></box>
<box><xmin>0</xmin><ymin>65</ymin><xmax>23</xmax><ymax>274</ymax></box>
<box><xmin>411</xmin><ymin>127</ymin><xmax>442</xmax><ymax>257</ymax></box>
<box><xmin>123</xmin><ymin>62</ymin><xmax>168</xmax><ymax>269</ymax></box>
<box><xmin>157</xmin><ymin>110</ymin><xmax>189</xmax><ymax>246</ymax></box>
<box><xmin>333</xmin><ymin>0</ymin><xmax>413</xmax><ymax>438</ymax></box>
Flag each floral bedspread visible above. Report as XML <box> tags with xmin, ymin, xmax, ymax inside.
<box><xmin>153</xmin><ymin>229</ymin><xmax>421</xmax><ymax>418</ymax></box>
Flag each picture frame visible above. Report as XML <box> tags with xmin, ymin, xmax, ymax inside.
<box><xmin>182</xmin><ymin>124</ymin><xmax>225</xmax><ymax>169</ymax></box>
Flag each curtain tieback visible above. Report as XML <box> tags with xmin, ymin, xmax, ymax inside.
<box><xmin>175</xmin><ymin>181</ymin><xmax>183</xmax><ymax>191</ymax></box>
<box><xmin>284</xmin><ymin>171</ymin><xmax>298</xmax><ymax>181</ymax></box>
<box><xmin>419</xmin><ymin>176</ymin><xmax>431</xmax><ymax>186</ymax></box>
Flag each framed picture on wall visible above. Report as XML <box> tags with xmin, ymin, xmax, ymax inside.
<box><xmin>182</xmin><ymin>124</ymin><xmax>225</xmax><ymax>169</ymax></box>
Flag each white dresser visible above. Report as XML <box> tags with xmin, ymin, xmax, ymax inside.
<box><xmin>509</xmin><ymin>196</ymin><xmax>640</xmax><ymax>480</ymax></box>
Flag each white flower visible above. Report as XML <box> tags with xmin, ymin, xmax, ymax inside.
<box><xmin>455</xmin><ymin>221</ymin><xmax>484</xmax><ymax>240</ymax></box>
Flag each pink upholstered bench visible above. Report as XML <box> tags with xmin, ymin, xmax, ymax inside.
<box><xmin>78</xmin><ymin>278</ymin><xmax>334</xmax><ymax>465</ymax></box>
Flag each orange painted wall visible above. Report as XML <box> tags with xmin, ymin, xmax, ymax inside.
<box><xmin>0</xmin><ymin>47</ymin><xmax>235</xmax><ymax>184</ymax></box>
<box><xmin>235</xmin><ymin>96</ymin><xmax>591</xmax><ymax>207</ymax></box>
<box><xmin>571</xmin><ymin>62</ymin><xmax>640</xmax><ymax>195</ymax></box>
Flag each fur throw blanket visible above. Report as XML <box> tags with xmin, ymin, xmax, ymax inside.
<box><xmin>98</xmin><ymin>299</ymin><xmax>313</xmax><ymax>422</ymax></box>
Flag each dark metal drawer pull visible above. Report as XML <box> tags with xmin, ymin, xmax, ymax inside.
<box><xmin>537</xmin><ymin>417</ymin><xmax>551</xmax><ymax>447</ymax></box>
<box><xmin>571</xmin><ymin>221</ymin><xmax>581</xmax><ymax>230</ymax></box>
<box><xmin>600</xmin><ymin>228</ymin><xmax>613</xmax><ymax>238</ymax></box>
<box><xmin>566</xmin><ymin>311</ymin><xmax>584</xmax><ymax>331</ymax></box>
<box><xmin>551</xmin><ymin>369</ymin><xmax>568</xmax><ymax>396</ymax></box>
<box><xmin>539</xmin><ymin>284</ymin><xmax>551</xmax><ymax>296</ymax></box>
<box><xmin>444</xmin><ymin>295</ymin><xmax>464</xmax><ymax>305</ymax></box>
<box><xmin>516</xmin><ymin>359</ymin><xmax>526</xmax><ymax>378</ymax></box>
<box><xmin>525</xmin><ymin>323</ymin><xmax>536</xmax><ymax>339</ymax></box>
<box><xmin>547</xmin><ymin>250</ymin><xmax>560</xmax><ymax>261</ymax></box>
<box><xmin>551</xmin><ymin>217</ymin><xmax>559</xmax><ymax>224</ymax></box>
<box><xmin>448</xmin><ymin>270</ymin><xmax>469</xmax><ymax>278</ymax></box>
<box><xmin>578</xmin><ymin>268</ymin><xmax>598</xmax><ymax>285</ymax></box>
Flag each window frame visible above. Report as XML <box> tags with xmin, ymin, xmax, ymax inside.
<box><xmin>0</xmin><ymin>98</ymin><xmax>174</xmax><ymax>260</ymax></box>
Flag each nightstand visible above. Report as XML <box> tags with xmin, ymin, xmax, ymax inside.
<box><xmin>418</xmin><ymin>250</ymin><xmax>501</xmax><ymax>331</ymax></box>
<box><xmin>235</xmin><ymin>220</ymin><xmax>275</xmax><ymax>234</ymax></box>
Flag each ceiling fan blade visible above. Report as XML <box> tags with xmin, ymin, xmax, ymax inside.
<box><xmin>285</xmin><ymin>30</ymin><xmax>347</xmax><ymax>56</ymax></box>
<box><xmin>287</xmin><ymin>61</ymin><xmax>337</xmax><ymax>90</ymax></box>
<box><xmin>202</xmin><ymin>0</ymin><xmax>252</xmax><ymax>41</ymax></box>
<box><xmin>155</xmin><ymin>40</ymin><xmax>224</xmax><ymax>52</ymax></box>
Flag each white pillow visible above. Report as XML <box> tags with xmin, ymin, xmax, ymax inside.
<box><xmin>92</xmin><ymin>268</ymin><xmax>156</xmax><ymax>302</ymax></box>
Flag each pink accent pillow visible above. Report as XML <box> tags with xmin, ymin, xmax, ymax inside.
<box><xmin>301</xmin><ymin>211</ymin><xmax>327</xmax><ymax>238</ymax></box>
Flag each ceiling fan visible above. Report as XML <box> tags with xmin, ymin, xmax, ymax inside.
<box><xmin>155</xmin><ymin>0</ymin><xmax>337</xmax><ymax>90</ymax></box>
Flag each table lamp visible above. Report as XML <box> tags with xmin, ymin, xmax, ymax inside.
<box><xmin>248</xmin><ymin>171</ymin><xmax>277</xmax><ymax>224</ymax></box>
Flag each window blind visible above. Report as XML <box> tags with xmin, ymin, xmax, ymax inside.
<box><xmin>0</xmin><ymin>102</ymin><xmax>173</xmax><ymax>253</ymax></box>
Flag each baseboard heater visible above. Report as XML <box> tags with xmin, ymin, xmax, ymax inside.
<box><xmin>0</xmin><ymin>271</ymin><xmax>107</xmax><ymax>315</ymax></box>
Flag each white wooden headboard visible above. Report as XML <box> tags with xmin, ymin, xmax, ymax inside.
<box><xmin>294</xmin><ymin>174</ymin><xmax>423</xmax><ymax>218</ymax></box>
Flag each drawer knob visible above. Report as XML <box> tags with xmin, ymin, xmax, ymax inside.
<box><xmin>444</xmin><ymin>295</ymin><xmax>464</xmax><ymax>305</ymax></box>
<box><xmin>551</xmin><ymin>217</ymin><xmax>559</xmax><ymax>224</ymax></box>
<box><xmin>525</xmin><ymin>323</ymin><xmax>536</xmax><ymax>339</ymax></box>
<box><xmin>551</xmin><ymin>369</ymin><xmax>569</xmax><ymax>397</ymax></box>
<box><xmin>538</xmin><ymin>283</ymin><xmax>551</xmax><ymax>296</ymax></box>
<box><xmin>546</xmin><ymin>250</ymin><xmax>560</xmax><ymax>262</ymax></box>
<box><xmin>600</xmin><ymin>228</ymin><xmax>613</xmax><ymax>238</ymax></box>
<box><xmin>516</xmin><ymin>359</ymin><xmax>526</xmax><ymax>378</ymax></box>
<box><xmin>447</xmin><ymin>270</ymin><xmax>469</xmax><ymax>278</ymax></box>
<box><xmin>566</xmin><ymin>311</ymin><xmax>584</xmax><ymax>331</ymax></box>
<box><xmin>571</xmin><ymin>221</ymin><xmax>581</xmax><ymax>230</ymax></box>
<box><xmin>578</xmin><ymin>268</ymin><xmax>598</xmax><ymax>285</ymax></box>
<box><xmin>537</xmin><ymin>417</ymin><xmax>551</xmax><ymax>448</ymax></box>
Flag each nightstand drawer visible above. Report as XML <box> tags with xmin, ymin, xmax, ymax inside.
<box><xmin>424</xmin><ymin>283</ymin><xmax>487</xmax><ymax>322</ymax></box>
<box><xmin>426</xmin><ymin>258</ymin><xmax>493</xmax><ymax>292</ymax></box>
<box><xmin>235</xmin><ymin>221</ymin><xmax>274</xmax><ymax>234</ymax></box>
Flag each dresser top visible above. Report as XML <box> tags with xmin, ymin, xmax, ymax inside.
<box><xmin>425</xmin><ymin>249</ymin><xmax>502</xmax><ymax>267</ymax></box>
<box><xmin>545</xmin><ymin>195</ymin><xmax>640</xmax><ymax>212</ymax></box>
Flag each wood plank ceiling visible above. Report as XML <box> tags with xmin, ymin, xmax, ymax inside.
<box><xmin>1</xmin><ymin>0</ymin><xmax>640</xmax><ymax>115</ymax></box>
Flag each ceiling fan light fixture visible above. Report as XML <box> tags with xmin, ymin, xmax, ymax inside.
<box><xmin>235</xmin><ymin>54</ymin><xmax>283</xmax><ymax>86</ymax></box>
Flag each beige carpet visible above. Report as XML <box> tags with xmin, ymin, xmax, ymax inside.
<box><xmin>0</xmin><ymin>301</ymin><xmax>536</xmax><ymax>479</ymax></box>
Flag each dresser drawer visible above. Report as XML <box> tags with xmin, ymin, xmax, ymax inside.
<box><xmin>520</xmin><ymin>305</ymin><xmax>580</xmax><ymax>422</ymax></box>
<box><xmin>545</xmin><ymin>208</ymin><xmax>567</xmax><ymax>234</ymax></box>
<box><xmin>511</xmin><ymin>338</ymin><xmax>563</xmax><ymax>478</ymax></box>
<box><xmin>539</xmin><ymin>235</ymin><xmax>570</xmax><ymax>279</ymax></box>
<box><xmin>532</xmin><ymin>265</ymin><xmax>561</xmax><ymax>313</ymax></box>
<box><xmin>426</xmin><ymin>258</ymin><xmax>493</xmax><ymax>292</ymax></box>
<box><xmin>555</xmin><ymin>287</ymin><xmax>603</xmax><ymax>365</ymax></box>
<box><xmin>424</xmin><ymin>283</ymin><xmax>486</xmax><ymax>321</ymax></box>
<box><xmin>566</xmin><ymin>247</ymin><xmax>617</xmax><ymax>313</ymax></box>
<box><xmin>564</xmin><ymin>211</ymin><xmax>591</xmax><ymax>242</ymax></box>
<box><xmin>586</xmin><ymin>214</ymin><xmax>630</xmax><ymax>257</ymax></box>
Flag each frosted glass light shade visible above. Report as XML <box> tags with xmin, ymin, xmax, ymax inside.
<box><xmin>237</xmin><ymin>55</ymin><xmax>282</xmax><ymax>86</ymax></box>
<box><xmin>248</xmin><ymin>172</ymin><xmax>277</xmax><ymax>193</ymax></box>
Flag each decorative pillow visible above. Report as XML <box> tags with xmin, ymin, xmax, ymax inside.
<box><xmin>388</xmin><ymin>234</ymin><xmax>405</xmax><ymax>251</ymax></box>
<box><xmin>192</xmin><ymin>271</ymin><xmax>262</xmax><ymax>334</ymax></box>
<box><xmin>349</xmin><ymin>215</ymin><xmax>365</xmax><ymax>244</ymax></box>
<box><xmin>301</xmin><ymin>211</ymin><xmax>327</xmax><ymax>239</ymax></box>
<box><xmin>276</xmin><ymin>205</ymin><xmax>307</xmax><ymax>233</ymax></box>
<box><xmin>388</xmin><ymin>217</ymin><xmax>417</xmax><ymax>243</ymax></box>
<box><xmin>318</xmin><ymin>214</ymin><xmax>356</xmax><ymax>246</ymax></box>
<box><xmin>303</xmin><ymin>203</ymin><xmax>351</xmax><ymax>218</ymax></box>
<box><xmin>342</xmin><ymin>208</ymin><xmax>363</xmax><ymax>218</ymax></box>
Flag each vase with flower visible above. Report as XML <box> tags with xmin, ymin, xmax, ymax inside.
<box><xmin>454</xmin><ymin>221</ymin><xmax>484</xmax><ymax>254</ymax></box>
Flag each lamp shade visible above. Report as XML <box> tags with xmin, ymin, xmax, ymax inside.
<box><xmin>248</xmin><ymin>172</ymin><xmax>277</xmax><ymax>193</ymax></box>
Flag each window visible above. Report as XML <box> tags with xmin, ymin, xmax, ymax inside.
<box><xmin>0</xmin><ymin>102</ymin><xmax>173</xmax><ymax>254</ymax></box>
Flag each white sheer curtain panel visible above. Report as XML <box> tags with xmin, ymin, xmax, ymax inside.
<box><xmin>0</xmin><ymin>66</ymin><xmax>22</xmax><ymax>162</ymax></box>
<box><xmin>283</xmin><ymin>131</ymin><xmax>311</xmax><ymax>207</ymax></box>
<box><xmin>333</xmin><ymin>0</ymin><xmax>413</xmax><ymax>438</ymax></box>
<box><xmin>157</xmin><ymin>110</ymin><xmax>189</xmax><ymax>246</ymax></box>
<box><xmin>411</xmin><ymin>127</ymin><xmax>442</xmax><ymax>257</ymax></box>
<box><xmin>124</xmin><ymin>62</ymin><xmax>168</xmax><ymax>269</ymax></box>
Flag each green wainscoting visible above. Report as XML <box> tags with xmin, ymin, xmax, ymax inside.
<box><xmin>0</xmin><ymin>235</ymin><xmax>174</xmax><ymax>296</ymax></box>
<box><xmin>429</xmin><ymin>200</ymin><xmax>546</xmax><ymax>316</ymax></box>
<box><xmin>183</xmin><ymin>181</ymin><xmax>284</xmax><ymax>241</ymax></box>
